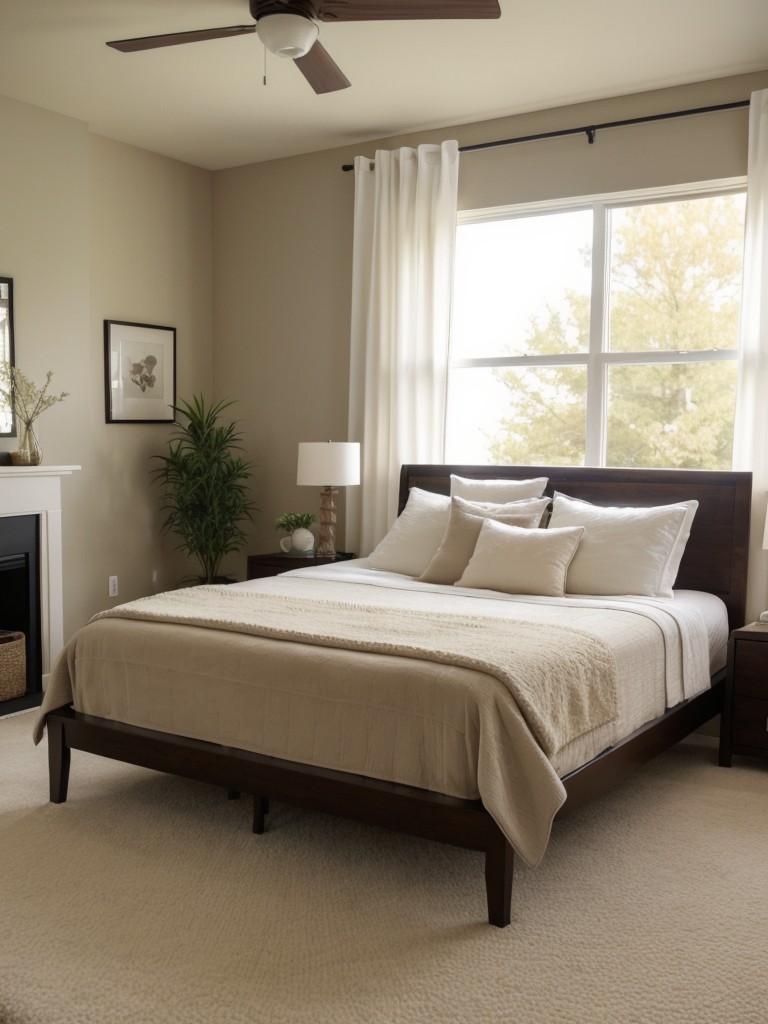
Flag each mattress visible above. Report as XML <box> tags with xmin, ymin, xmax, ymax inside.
<box><xmin>36</xmin><ymin>561</ymin><xmax>728</xmax><ymax>867</ymax></box>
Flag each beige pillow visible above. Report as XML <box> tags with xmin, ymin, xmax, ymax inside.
<box><xmin>452</xmin><ymin>494</ymin><xmax>551</xmax><ymax>518</ymax></box>
<box><xmin>419</xmin><ymin>498</ymin><xmax>547</xmax><ymax>585</ymax></box>
<box><xmin>450</xmin><ymin>474</ymin><xmax>548</xmax><ymax>502</ymax></box>
<box><xmin>455</xmin><ymin>519</ymin><xmax>584</xmax><ymax>597</ymax></box>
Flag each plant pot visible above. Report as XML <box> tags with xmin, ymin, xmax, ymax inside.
<box><xmin>176</xmin><ymin>574</ymin><xmax>237</xmax><ymax>589</ymax></box>
<box><xmin>279</xmin><ymin>527</ymin><xmax>315</xmax><ymax>555</ymax></box>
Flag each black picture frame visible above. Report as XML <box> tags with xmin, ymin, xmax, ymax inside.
<box><xmin>104</xmin><ymin>320</ymin><xmax>176</xmax><ymax>423</ymax></box>
<box><xmin>1</xmin><ymin>277</ymin><xmax>16</xmax><ymax>437</ymax></box>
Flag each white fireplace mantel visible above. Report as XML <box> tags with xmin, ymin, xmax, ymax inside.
<box><xmin>0</xmin><ymin>465</ymin><xmax>81</xmax><ymax>685</ymax></box>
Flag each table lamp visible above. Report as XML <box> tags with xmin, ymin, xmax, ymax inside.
<box><xmin>297</xmin><ymin>441</ymin><xmax>360</xmax><ymax>557</ymax></box>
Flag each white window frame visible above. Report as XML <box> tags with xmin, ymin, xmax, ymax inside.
<box><xmin>450</xmin><ymin>177</ymin><xmax>747</xmax><ymax>466</ymax></box>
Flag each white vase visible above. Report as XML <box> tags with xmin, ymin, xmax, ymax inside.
<box><xmin>279</xmin><ymin>527</ymin><xmax>315</xmax><ymax>555</ymax></box>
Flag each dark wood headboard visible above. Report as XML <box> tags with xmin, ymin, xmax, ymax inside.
<box><xmin>399</xmin><ymin>464</ymin><xmax>752</xmax><ymax>633</ymax></box>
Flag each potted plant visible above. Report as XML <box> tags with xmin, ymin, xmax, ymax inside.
<box><xmin>152</xmin><ymin>394</ymin><xmax>257</xmax><ymax>584</ymax></box>
<box><xmin>275</xmin><ymin>511</ymin><xmax>317</xmax><ymax>555</ymax></box>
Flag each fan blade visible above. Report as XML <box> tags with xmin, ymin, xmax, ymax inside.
<box><xmin>316</xmin><ymin>0</ymin><xmax>500</xmax><ymax>21</ymax></box>
<box><xmin>294</xmin><ymin>42</ymin><xmax>351</xmax><ymax>94</ymax></box>
<box><xmin>107</xmin><ymin>25</ymin><xmax>257</xmax><ymax>53</ymax></box>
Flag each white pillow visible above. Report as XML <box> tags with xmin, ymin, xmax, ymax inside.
<box><xmin>450</xmin><ymin>474</ymin><xmax>548</xmax><ymax>502</ymax></box>
<box><xmin>366</xmin><ymin>488</ymin><xmax>450</xmax><ymax>576</ymax></box>
<box><xmin>548</xmin><ymin>492</ymin><xmax>698</xmax><ymax>598</ymax></box>
<box><xmin>455</xmin><ymin>519</ymin><xmax>584</xmax><ymax>597</ymax></box>
<box><xmin>418</xmin><ymin>497</ymin><xmax>549</xmax><ymax>585</ymax></box>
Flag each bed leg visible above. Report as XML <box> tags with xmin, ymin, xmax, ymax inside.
<box><xmin>252</xmin><ymin>796</ymin><xmax>270</xmax><ymax>834</ymax></box>
<box><xmin>485</xmin><ymin>821</ymin><xmax>513</xmax><ymax>928</ymax></box>
<box><xmin>47</xmin><ymin>715</ymin><xmax>71</xmax><ymax>804</ymax></box>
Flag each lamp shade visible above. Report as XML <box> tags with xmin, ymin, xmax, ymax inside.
<box><xmin>297</xmin><ymin>442</ymin><xmax>360</xmax><ymax>487</ymax></box>
<box><xmin>256</xmin><ymin>13</ymin><xmax>319</xmax><ymax>59</ymax></box>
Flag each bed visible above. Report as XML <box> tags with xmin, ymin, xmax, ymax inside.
<box><xmin>36</xmin><ymin>464</ymin><xmax>751</xmax><ymax>926</ymax></box>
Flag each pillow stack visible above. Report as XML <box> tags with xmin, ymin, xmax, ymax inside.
<box><xmin>367</xmin><ymin>475</ymin><xmax>551</xmax><ymax>582</ymax></box>
<box><xmin>365</xmin><ymin>475</ymin><xmax>698</xmax><ymax>600</ymax></box>
<box><xmin>419</xmin><ymin>496</ymin><xmax>550</xmax><ymax>585</ymax></box>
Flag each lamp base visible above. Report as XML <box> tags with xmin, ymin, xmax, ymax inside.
<box><xmin>316</xmin><ymin>486</ymin><xmax>338</xmax><ymax>557</ymax></box>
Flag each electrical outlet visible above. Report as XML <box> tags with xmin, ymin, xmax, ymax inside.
<box><xmin>108</xmin><ymin>576</ymin><xmax>118</xmax><ymax>598</ymax></box>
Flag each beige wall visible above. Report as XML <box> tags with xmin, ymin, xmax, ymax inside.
<box><xmin>87</xmin><ymin>135</ymin><xmax>213</xmax><ymax>612</ymax></box>
<box><xmin>213</xmin><ymin>70</ymin><xmax>768</xmax><ymax>565</ymax></box>
<box><xmin>212</xmin><ymin>150</ymin><xmax>356</xmax><ymax>561</ymax></box>
<box><xmin>0</xmin><ymin>96</ymin><xmax>213</xmax><ymax>638</ymax></box>
<box><xmin>3</xmin><ymin>68</ymin><xmax>768</xmax><ymax>642</ymax></box>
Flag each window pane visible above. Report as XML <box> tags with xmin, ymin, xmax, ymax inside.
<box><xmin>446</xmin><ymin>364</ymin><xmax>587</xmax><ymax>465</ymax></box>
<box><xmin>608</xmin><ymin>194</ymin><xmax>746</xmax><ymax>353</ymax></box>
<box><xmin>605</xmin><ymin>360</ymin><xmax>737</xmax><ymax>470</ymax></box>
<box><xmin>451</xmin><ymin>210</ymin><xmax>593</xmax><ymax>360</ymax></box>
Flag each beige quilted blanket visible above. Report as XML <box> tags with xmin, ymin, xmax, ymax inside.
<box><xmin>90</xmin><ymin>584</ymin><xmax>618</xmax><ymax>758</ymax></box>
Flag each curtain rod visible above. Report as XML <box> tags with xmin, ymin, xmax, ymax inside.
<box><xmin>340</xmin><ymin>99</ymin><xmax>750</xmax><ymax>172</ymax></box>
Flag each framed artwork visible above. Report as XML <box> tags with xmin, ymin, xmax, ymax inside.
<box><xmin>1</xmin><ymin>277</ymin><xmax>15</xmax><ymax>436</ymax></box>
<box><xmin>104</xmin><ymin>320</ymin><xmax>176</xmax><ymax>423</ymax></box>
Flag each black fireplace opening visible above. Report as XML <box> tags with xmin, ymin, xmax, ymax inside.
<box><xmin>0</xmin><ymin>515</ymin><xmax>42</xmax><ymax>714</ymax></box>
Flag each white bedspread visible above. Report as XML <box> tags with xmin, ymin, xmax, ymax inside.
<box><xmin>35</xmin><ymin>561</ymin><xmax>726</xmax><ymax>868</ymax></box>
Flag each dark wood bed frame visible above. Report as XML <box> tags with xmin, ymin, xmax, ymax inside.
<box><xmin>45</xmin><ymin>465</ymin><xmax>752</xmax><ymax>926</ymax></box>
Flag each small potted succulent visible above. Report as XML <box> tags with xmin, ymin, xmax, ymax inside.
<box><xmin>275</xmin><ymin>511</ymin><xmax>317</xmax><ymax>555</ymax></box>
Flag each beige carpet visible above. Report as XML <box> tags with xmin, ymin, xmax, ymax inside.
<box><xmin>1</xmin><ymin>710</ymin><xmax>766</xmax><ymax>1024</ymax></box>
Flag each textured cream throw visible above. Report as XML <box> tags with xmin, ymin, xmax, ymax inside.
<box><xmin>92</xmin><ymin>584</ymin><xmax>618</xmax><ymax>758</ymax></box>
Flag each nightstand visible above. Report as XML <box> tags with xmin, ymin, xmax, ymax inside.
<box><xmin>246</xmin><ymin>551</ymin><xmax>355</xmax><ymax>580</ymax></box>
<box><xmin>719</xmin><ymin>623</ymin><xmax>768</xmax><ymax>767</ymax></box>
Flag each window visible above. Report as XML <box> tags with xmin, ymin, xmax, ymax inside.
<box><xmin>445</xmin><ymin>182</ymin><xmax>746</xmax><ymax>470</ymax></box>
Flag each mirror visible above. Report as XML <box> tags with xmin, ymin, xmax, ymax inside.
<box><xmin>1</xmin><ymin>277</ymin><xmax>15</xmax><ymax>435</ymax></box>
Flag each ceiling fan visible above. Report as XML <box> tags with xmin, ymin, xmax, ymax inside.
<box><xmin>106</xmin><ymin>0</ymin><xmax>501</xmax><ymax>95</ymax></box>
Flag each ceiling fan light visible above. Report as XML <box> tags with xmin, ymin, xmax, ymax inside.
<box><xmin>256</xmin><ymin>13</ymin><xmax>318</xmax><ymax>59</ymax></box>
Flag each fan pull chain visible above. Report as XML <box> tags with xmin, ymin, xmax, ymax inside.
<box><xmin>263</xmin><ymin>44</ymin><xmax>267</xmax><ymax>86</ymax></box>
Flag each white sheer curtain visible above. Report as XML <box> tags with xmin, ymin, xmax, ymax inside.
<box><xmin>347</xmin><ymin>140</ymin><xmax>459</xmax><ymax>556</ymax></box>
<box><xmin>733</xmin><ymin>88</ymin><xmax>768</xmax><ymax>620</ymax></box>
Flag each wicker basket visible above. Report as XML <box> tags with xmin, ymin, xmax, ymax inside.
<box><xmin>0</xmin><ymin>630</ymin><xmax>26</xmax><ymax>701</ymax></box>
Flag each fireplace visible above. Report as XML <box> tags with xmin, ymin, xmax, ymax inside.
<box><xmin>0</xmin><ymin>515</ymin><xmax>42</xmax><ymax>711</ymax></box>
<box><xmin>0</xmin><ymin>464</ymin><xmax>80</xmax><ymax>715</ymax></box>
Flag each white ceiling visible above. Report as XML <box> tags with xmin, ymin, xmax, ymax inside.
<box><xmin>0</xmin><ymin>0</ymin><xmax>767</xmax><ymax>171</ymax></box>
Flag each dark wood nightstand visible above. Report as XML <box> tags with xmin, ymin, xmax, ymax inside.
<box><xmin>246</xmin><ymin>551</ymin><xmax>355</xmax><ymax>580</ymax></box>
<box><xmin>719</xmin><ymin>622</ymin><xmax>768</xmax><ymax>767</ymax></box>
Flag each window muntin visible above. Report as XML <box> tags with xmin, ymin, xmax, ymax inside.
<box><xmin>447</xmin><ymin>184</ymin><xmax>746</xmax><ymax>471</ymax></box>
